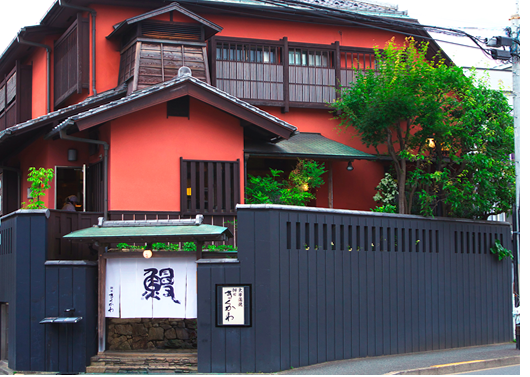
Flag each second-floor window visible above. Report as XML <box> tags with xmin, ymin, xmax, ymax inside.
<box><xmin>54</xmin><ymin>14</ymin><xmax>89</xmax><ymax>108</ymax></box>
<box><xmin>212</xmin><ymin>37</ymin><xmax>377</xmax><ymax>108</ymax></box>
<box><xmin>288</xmin><ymin>48</ymin><xmax>333</xmax><ymax>68</ymax></box>
<box><xmin>216</xmin><ymin>42</ymin><xmax>282</xmax><ymax>64</ymax></box>
<box><xmin>0</xmin><ymin>63</ymin><xmax>32</xmax><ymax>130</ymax></box>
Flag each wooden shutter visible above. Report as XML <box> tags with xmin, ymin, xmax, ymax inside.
<box><xmin>54</xmin><ymin>13</ymin><xmax>89</xmax><ymax>108</ymax></box>
<box><xmin>180</xmin><ymin>158</ymin><xmax>240</xmax><ymax>215</ymax></box>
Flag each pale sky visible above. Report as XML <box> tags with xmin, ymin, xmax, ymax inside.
<box><xmin>0</xmin><ymin>0</ymin><xmax>520</xmax><ymax>62</ymax></box>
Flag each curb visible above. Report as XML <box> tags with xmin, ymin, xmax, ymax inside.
<box><xmin>386</xmin><ymin>355</ymin><xmax>520</xmax><ymax>375</ymax></box>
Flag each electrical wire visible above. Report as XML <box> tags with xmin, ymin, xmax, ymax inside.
<box><xmin>256</xmin><ymin>0</ymin><xmax>492</xmax><ymax>53</ymax></box>
<box><xmin>175</xmin><ymin>0</ymin><xmax>516</xmax><ymax>62</ymax></box>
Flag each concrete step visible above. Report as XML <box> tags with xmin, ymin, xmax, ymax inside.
<box><xmin>86</xmin><ymin>350</ymin><xmax>197</xmax><ymax>374</ymax></box>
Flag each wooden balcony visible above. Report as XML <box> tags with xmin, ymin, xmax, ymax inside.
<box><xmin>210</xmin><ymin>37</ymin><xmax>376</xmax><ymax>110</ymax></box>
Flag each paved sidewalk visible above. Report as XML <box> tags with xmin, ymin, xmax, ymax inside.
<box><xmin>278</xmin><ymin>343</ymin><xmax>520</xmax><ymax>375</ymax></box>
<box><xmin>1</xmin><ymin>343</ymin><xmax>520</xmax><ymax>375</ymax></box>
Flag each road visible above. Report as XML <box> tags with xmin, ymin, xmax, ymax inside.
<box><xmin>457</xmin><ymin>365</ymin><xmax>520</xmax><ymax>375</ymax></box>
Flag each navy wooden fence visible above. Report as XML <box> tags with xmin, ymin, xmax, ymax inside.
<box><xmin>0</xmin><ymin>210</ymin><xmax>47</xmax><ymax>371</ymax></box>
<box><xmin>0</xmin><ymin>210</ymin><xmax>98</xmax><ymax>373</ymax></box>
<box><xmin>197</xmin><ymin>204</ymin><xmax>514</xmax><ymax>373</ymax></box>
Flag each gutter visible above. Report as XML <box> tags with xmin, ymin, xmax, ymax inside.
<box><xmin>16</xmin><ymin>35</ymin><xmax>51</xmax><ymax>113</ymax></box>
<box><xmin>59</xmin><ymin>0</ymin><xmax>97</xmax><ymax>95</ymax></box>
<box><xmin>59</xmin><ymin>128</ymin><xmax>108</xmax><ymax>219</ymax></box>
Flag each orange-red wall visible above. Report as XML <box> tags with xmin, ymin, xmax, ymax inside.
<box><xmin>16</xmin><ymin>131</ymin><xmax>102</xmax><ymax>210</ymax></box>
<box><xmin>108</xmin><ymin>98</ymin><xmax>244</xmax><ymax>212</ymax></box>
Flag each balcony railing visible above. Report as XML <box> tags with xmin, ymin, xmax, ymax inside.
<box><xmin>210</xmin><ymin>37</ymin><xmax>376</xmax><ymax>110</ymax></box>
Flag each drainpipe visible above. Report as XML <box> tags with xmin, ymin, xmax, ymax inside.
<box><xmin>59</xmin><ymin>129</ymin><xmax>108</xmax><ymax>219</ymax></box>
<box><xmin>16</xmin><ymin>35</ymin><xmax>51</xmax><ymax>113</ymax></box>
<box><xmin>59</xmin><ymin>0</ymin><xmax>97</xmax><ymax>95</ymax></box>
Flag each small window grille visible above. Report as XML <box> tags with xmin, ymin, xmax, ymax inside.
<box><xmin>180</xmin><ymin>159</ymin><xmax>240</xmax><ymax>214</ymax></box>
<box><xmin>288</xmin><ymin>48</ymin><xmax>333</xmax><ymax>68</ymax></box>
<box><xmin>216</xmin><ymin>42</ymin><xmax>282</xmax><ymax>64</ymax></box>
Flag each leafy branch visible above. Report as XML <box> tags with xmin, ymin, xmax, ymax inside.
<box><xmin>21</xmin><ymin>167</ymin><xmax>54</xmax><ymax>209</ymax></box>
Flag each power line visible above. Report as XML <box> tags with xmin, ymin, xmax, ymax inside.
<box><xmin>209</xmin><ymin>0</ymin><xmax>497</xmax><ymax>56</ymax></box>
<box><xmin>181</xmin><ymin>0</ymin><xmax>510</xmax><ymax>60</ymax></box>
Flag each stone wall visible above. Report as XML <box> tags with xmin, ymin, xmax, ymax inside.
<box><xmin>107</xmin><ymin>318</ymin><xmax>197</xmax><ymax>350</ymax></box>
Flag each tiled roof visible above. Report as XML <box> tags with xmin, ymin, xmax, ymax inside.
<box><xmin>189</xmin><ymin>0</ymin><xmax>408</xmax><ymax>18</ymax></box>
<box><xmin>245</xmin><ymin>131</ymin><xmax>376</xmax><ymax>160</ymax></box>
<box><xmin>299</xmin><ymin>0</ymin><xmax>407</xmax><ymax>16</ymax></box>
<box><xmin>0</xmin><ymin>84</ymin><xmax>127</xmax><ymax>142</ymax></box>
<box><xmin>47</xmin><ymin>73</ymin><xmax>297</xmax><ymax>138</ymax></box>
<box><xmin>64</xmin><ymin>223</ymin><xmax>233</xmax><ymax>242</ymax></box>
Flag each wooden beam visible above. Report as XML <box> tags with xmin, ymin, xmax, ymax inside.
<box><xmin>328</xmin><ymin>162</ymin><xmax>333</xmax><ymax>209</ymax></box>
<box><xmin>97</xmin><ymin>245</ymin><xmax>107</xmax><ymax>353</ymax></box>
<box><xmin>282</xmin><ymin>37</ymin><xmax>289</xmax><ymax>113</ymax></box>
<box><xmin>334</xmin><ymin>41</ymin><xmax>341</xmax><ymax>100</ymax></box>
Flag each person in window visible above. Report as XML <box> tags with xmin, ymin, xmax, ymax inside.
<box><xmin>62</xmin><ymin>195</ymin><xmax>78</xmax><ymax>211</ymax></box>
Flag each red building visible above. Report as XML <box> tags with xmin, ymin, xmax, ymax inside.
<box><xmin>4</xmin><ymin>0</ymin><xmax>511</xmax><ymax>373</ymax></box>
<box><xmin>0</xmin><ymin>0</ymin><xmax>450</xmax><ymax>222</ymax></box>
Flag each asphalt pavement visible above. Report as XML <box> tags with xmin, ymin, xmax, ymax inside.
<box><xmin>278</xmin><ymin>343</ymin><xmax>520</xmax><ymax>375</ymax></box>
<box><xmin>457</xmin><ymin>365</ymin><xmax>520</xmax><ymax>375</ymax></box>
<box><xmin>0</xmin><ymin>343</ymin><xmax>520</xmax><ymax>375</ymax></box>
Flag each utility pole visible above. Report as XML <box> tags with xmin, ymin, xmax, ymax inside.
<box><xmin>509</xmin><ymin>1</ymin><xmax>520</xmax><ymax>309</ymax></box>
<box><xmin>485</xmin><ymin>2</ymin><xmax>520</xmax><ymax>340</ymax></box>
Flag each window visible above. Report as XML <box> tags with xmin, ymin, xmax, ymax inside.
<box><xmin>54</xmin><ymin>14</ymin><xmax>89</xmax><ymax>108</ymax></box>
<box><xmin>288</xmin><ymin>48</ymin><xmax>333</xmax><ymax>68</ymax></box>
<box><xmin>216</xmin><ymin>42</ymin><xmax>282</xmax><ymax>64</ymax></box>
<box><xmin>55</xmin><ymin>166</ymin><xmax>84</xmax><ymax>211</ymax></box>
<box><xmin>0</xmin><ymin>63</ymin><xmax>32</xmax><ymax>130</ymax></box>
<box><xmin>118</xmin><ymin>43</ymin><xmax>137</xmax><ymax>85</ymax></box>
<box><xmin>180</xmin><ymin>159</ymin><xmax>240</xmax><ymax>215</ymax></box>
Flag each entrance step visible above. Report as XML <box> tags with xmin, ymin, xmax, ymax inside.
<box><xmin>85</xmin><ymin>350</ymin><xmax>197</xmax><ymax>374</ymax></box>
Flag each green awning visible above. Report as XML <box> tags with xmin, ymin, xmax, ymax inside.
<box><xmin>245</xmin><ymin>132</ymin><xmax>376</xmax><ymax>160</ymax></box>
<box><xmin>64</xmin><ymin>224</ymin><xmax>232</xmax><ymax>244</ymax></box>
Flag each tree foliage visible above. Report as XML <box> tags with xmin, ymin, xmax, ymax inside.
<box><xmin>332</xmin><ymin>37</ymin><xmax>514</xmax><ymax>219</ymax></box>
<box><xmin>246</xmin><ymin>159</ymin><xmax>326</xmax><ymax>206</ymax></box>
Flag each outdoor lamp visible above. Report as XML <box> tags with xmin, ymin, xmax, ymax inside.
<box><xmin>67</xmin><ymin>148</ymin><xmax>78</xmax><ymax>161</ymax></box>
<box><xmin>427</xmin><ymin>138</ymin><xmax>436</xmax><ymax>148</ymax></box>
<box><xmin>346</xmin><ymin>161</ymin><xmax>354</xmax><ymax>171</ymax></box>
<box><xmin>143</xmin><ymin>249</ymin><xmax>153</xmax><ymax>259</ymax></box>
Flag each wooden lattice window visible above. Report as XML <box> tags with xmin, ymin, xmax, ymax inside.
<box><xmin>118</xmin><ymin>43</ymin><xmax>137</xmax><ymax>85</ymax></box>
<box><xmin>54</xmin><ymin>14</ymin><xmax>89</xmax><ymax>108</ymax></box>
<box><xmin>180</xmin><ymin>159</ymin><xmax>240</xmax><ymax>215</ymax></box>
<box><xmin>288</xmin><ymin>48</ymin><xmax>333</xmax><ymax>68</ymax></box>
<box><xmin>216</xmin><ymin>41</ymin><xmax>282</xmax><ymax>64</ymax></box>
<box><xmin>0</xmin><ymin>63</ymin><xmax>32</xmax><ymax>131</ymax></box>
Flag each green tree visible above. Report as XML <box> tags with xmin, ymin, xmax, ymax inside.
<box><xmin>332</xmin><ymin>37</ymin><xmax>514</xmax><ymax>219</ymax></box>
<box><xmin>246</xmin><ymin>159</ymin><xmax>326</xmax><ymax>206</ymax></box>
